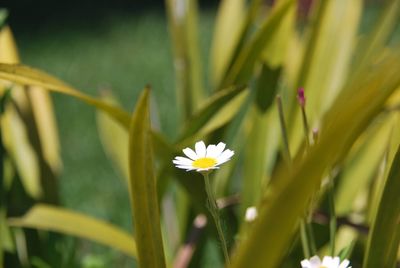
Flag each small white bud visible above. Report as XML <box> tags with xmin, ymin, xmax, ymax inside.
<box><xmin>245</xmin><ymin>206</ymin><xmax>258</xmax><ymax>222</ymax></box>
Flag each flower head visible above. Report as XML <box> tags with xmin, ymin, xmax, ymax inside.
<box><xmin>301</xmin><ymin>256</ymin><xmax>351</xmax><ymax>268</ymax></box>
<box><xmin>173</xmin><ymin>141</ymin><xmax>234</xmax><ymax>172</ymax></box>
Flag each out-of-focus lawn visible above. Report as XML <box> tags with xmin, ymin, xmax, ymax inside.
<box><xmin>11</xmin><ymin>10</ymin><xmax>214</xmax><ymax>266</ymax></box>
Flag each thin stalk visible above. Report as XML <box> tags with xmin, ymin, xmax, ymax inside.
<box><xmin>300</xmin><ymin>220</ymin><xmax>311</xmax><ymax>259</ymax></box>
<box><xmin>300</xmin><ymin>106</ymin><xmax>310</xmax><ymax>148</ymax></box>
<box><xmin>276</xmin><ymin>95</ymin><xmax>291</xmax><ymax>164</ymax></box>
<box><xmin>306</xmin><ymin>217</ymin><xmax>317</xmax><ymax>254</ymax></box>
<box><xmin>203</xmin><ymin>173</ymin><xmax>230</xmax><ymax>265</ymax></box>
<box><xmin>328</xmin><ymin>179</ymin><xmax>337</xmax><ymax>256</ymax></box>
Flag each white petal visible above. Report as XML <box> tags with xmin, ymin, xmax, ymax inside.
<box><xmin>339</xmin><ymin>260</ymin><xmax>350</xmax><ymax>268</ymax></box>
<box><xmin>330</xmin><ymin>257</ymin><xmax>340</xmax><ymax>267</ymax></box>
<box><xmin>214</xmin><ymin>142</ymin><xmax>226</xmax><ymax>157</ymax></box>
<box><xmin>206</xmin><ymin>144</ymin><xmax>217</xmax><ymax>157</ymax></box>
<box><xmin>300</xmin><ymin>260</ymin><xmax>310</xmax><ymax>268</ymax></box>
<box><xmin>175</xmin><ymin>165</ymin><xmax>195</xmax><ymax>171</ymax></box>
<box><xmin>322</xmin><ymin>256</ymin><xmax>334</xmax><ymax>266</ymax></box>
<box><xmin>216</xmin><ymin>149</ymin><xmax>234</xmax><ymax>165</ymax></box>
<box><xmin>173</xmin><ymin>157</ymin><xmax>193</xmax><ymax>165</ymax></box>
<box><xmin>183</xmin><ymin>148</ymin><xmax>199</xmax><ymax>160</ymax></box>
<box><xmin>309</xmin><ymin>256</ymin><xmax>322</xmax><ymax>266</ymax></box>
<box><xmin>195</xmin><ymin>141</ymin><xmax>206</xmax><ymax>157</ymax></box>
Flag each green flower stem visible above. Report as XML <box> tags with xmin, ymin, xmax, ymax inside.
<box><xmin>328</xmin><ymin>178</ymin><xmax>337</xmax><ymax>256</ymax></box>
<box><xmin>300</xmin><ymin>220</ymin><xmax>311</xmax><ymax>259</ymax></box>
<box><xmin>203</xmin><ymin>172</ymin><xmax>230</xmax><ymax>265</ymax></box>
<box><xmin>300</xmin><ymin>105</ymin><xmax>310</xmax><ymax>148</ymax></box>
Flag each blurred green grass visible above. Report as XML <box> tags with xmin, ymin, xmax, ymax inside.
<box><xmin>11</xmin><ymin>10</ymin><xmax>214</xmax><ymax>266</ymax></box>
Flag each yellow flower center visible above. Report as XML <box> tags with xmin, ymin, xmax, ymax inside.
<box><xmin>192</xmin><ymin>157</ymin><xmax>217</xmax><ymax>169</ymax></box>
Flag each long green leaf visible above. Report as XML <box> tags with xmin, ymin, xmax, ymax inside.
<box><xmin>221</xmin><ymin>0</ymin><xmax>294</xmax><ymax>88</ymax></box>
<box><xmin>2</xmin><ymin>97</ymin><xmax>42</xmax><ymax>199</ymax></box>
<box><xmin>210</xmin><ymin>0</ymin><xmax>246</xmax><ymax>87</ymax></box>
<box><xmin>295</xmin><ymin>0</ymin><xmax>362</xmax><ymax>124</ymax></box>
<box><xmin>336</xmin><ymin>115</ymin><xmax>394</xmax><ymax>215</ymax></box>
<box><xmin>363</xmin><ymin>143</ymin><xmax>400</xmax><ymax>268</ymax></box>
<box><xmin>96</xmin><ymin>92</ymin><xmax>129</xmax><ymax>183</ymax></box>
<box><xmin>231</xmin><ymin>53</ymin><xmax>400</xmax><ymax>268</ymax></box>
<box><xmin>165</xmin><ymin>0</ymin><xmax>204</xmax><ymax>119</ymax></box>
<box><xmin>8</xmin><ymin>204</ymin><xmax>137</xmax><ymax>258</ymax></box>
<box><xmin>0</xmin><ymin>63</ymin><xmax>131</xmax><ymax>129</ymax></box>
<box><xmin>128</xmin><ymin>88</ymin><xmax>166</xmax><ymax>268</ymax></box>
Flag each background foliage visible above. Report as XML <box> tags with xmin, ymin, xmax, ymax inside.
<box><xmin>0</xmin><ymin>0</ymin><xmax>400</xmax><ymax>267</ymax></box>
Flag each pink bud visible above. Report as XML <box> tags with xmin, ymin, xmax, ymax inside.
<box><xmin>297</xmin><ymin>87</ymin><xmax>306</xmax><ymax>107</ymax></box>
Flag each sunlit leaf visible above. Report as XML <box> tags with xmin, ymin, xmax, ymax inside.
<box><xmin>1</xmin><ymin>97</ymin><xmax>42</xmax><ymax>199</ymax></box>
<box><xmin>211</xmin><ymin>0</ymin><xmax>246</xmax><ymax>87</ymax></box>
<box><xmin>8</xmin><ymin>204</ymin><xmax>137</xmax><ymax>258</ymax></box>
<box><xmin>0</xmin><ymin>63</ymin><xmax>131</xmax><ymax>129</ymax></box>
<box><xmin>165</xmin><ymin>0</ymin><xmax>204</xmax><ymax>118</ymax></box>
<box><xmin>296</xmin><ymin>0</ymin><xmax>362</xmax><ymax>121</ymax></box>
<box><xmin>231</xmin><ymin>53</ymin><xmax>400</xmax><ymax>268</ymax></box>
<box><xmin>363</xmin><ymin>143</ymin><xmax>400</xmax><ymax>268</ymax></box>
<box><xmin>28</xmin><ymin>86</ymin><xmax>62</xmax><ymax>174</ymax></box>
<box><xmin>128</xmin><ymin>87</ymin><xmax>166</xmax><ymax>267</ymax></box>
<box><xmin>0</xmin><ymin>25</ymin><xmax>19</xmax><ymax>64</ymax></box>
<box><xmin>335</xmin><ymin>114</ymin><xmax>394</xmax><ymax>215</ymax></box>
<box><xmin>96</xmin><ymin>91</ymin><xmax>129</xmax><ymax>182</ymax></box>
<box><xmin>221</xmin><ymin>0</ymin><xmax>295</xmax><ymax>88</ymax></box>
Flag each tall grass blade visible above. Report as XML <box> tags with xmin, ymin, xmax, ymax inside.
<box><xmin>128</xmin><ymin>87</ymin><xmax>166</xmax><ymax>268</ymax></box>
<box><xmin>165</xmin><ymin>0</ymin><xmax>204</xmax><ymax>119</ymax></box>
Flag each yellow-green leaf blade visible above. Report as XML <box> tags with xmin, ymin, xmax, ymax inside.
<box><xmin>231</xmin><ymin>53</ymin><xmax>400</xmax><ymax>268</ymax></box>
<box><xmin>221</xmin><ymin>0</ymin><xmax>295</xmax><ymax>88</ymax></box>
<box><xmin>211</xmin><ymin>0</ymin><xmax>246</xmax><ymax>87</ymax></box>
<box><xmin>8</xmin><ymin>204</ymin><xmax>137</xmax><ymax>258</ymax></box>
<box><xmin>128</xmin><ymin>87</ymin><xmax>166</xmax><ymax>268</ymax></box>
<box><xmin>96</xmin><ymin>91</ymin><xmax>129</xmax><ymax>182</ymax></box>
<box><xmin>0</xmin><ymin>63</ymin><xmax>131</xmax><ymax>129</ymax></box>
<box><xmin>363</xmin><ymin>144</ymin><xmax>400</xmax><ymax>268</ymax></box>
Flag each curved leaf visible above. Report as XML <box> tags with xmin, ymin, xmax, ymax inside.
<box><xmin>8</xmin><ymin>204</ymin><xmax>137</xmax><ymax>258</ymax></box>
<box><xmin>0</xmin><ymin>63</ymin><xmax>131</xmax><ymax>129</ymax></box>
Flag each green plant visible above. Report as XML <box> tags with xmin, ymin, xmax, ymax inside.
<box><xmin>1</xmin><ymin>0</ymin><xmax>400</xmax><ymax>267</ymax></box>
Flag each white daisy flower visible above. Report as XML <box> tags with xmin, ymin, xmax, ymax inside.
<box><xmin>301</xmin><ymin>256</ymin><xmax>351</xmax><ymax>268</ymax></box>
<box><xmin>173</xmin><ymin>141</ymin><xmax>234</xmax><ymax>172</ymax></box>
